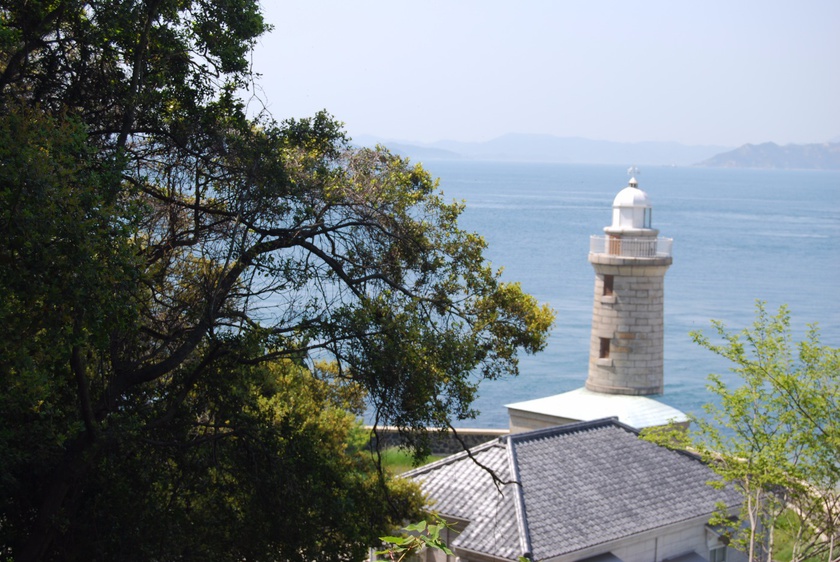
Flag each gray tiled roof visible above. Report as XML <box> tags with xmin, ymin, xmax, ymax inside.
<box><xmin>402</xmin><ymin>440</ymin><xmax>525</xmax><ymax>561</ymax></box>
<box><xmin>404</xmin><ymin>418</ymin><xmax>741</xmax><ymax>562</ymax></box>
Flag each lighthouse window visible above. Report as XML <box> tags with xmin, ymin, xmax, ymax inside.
<box><xmin>603</xmin><ymin>275</ymin><xmax>614</xmax><ymax>296</ymax></box>
<box><xmin>644</xmin><ymin>208</ymin><xmax>652</xmax><ymax>228</ymax></box>
<box><xmin>599</xmin><ymin>337</ymin><xmax>610</xmax><ymax>359</ymax></box>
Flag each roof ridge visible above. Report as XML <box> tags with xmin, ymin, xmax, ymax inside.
<box><xmin>507</xmin><ymin>417</ymin><xmax>634</xmax><ymax>444</ymax></box>
<box><xmin>402</xmin><ymin>418</ymin><xmax>639</xmax><ymax>479</ymax></box>
<box><xmin>506</xmin><ymin>436</ymin><xmax>533</xmax><ymax>560</ymax></box>
<box><xmin>503</xmin><ymin>417</ymin><xmax>630</xmax><ymax>561</ymax></box>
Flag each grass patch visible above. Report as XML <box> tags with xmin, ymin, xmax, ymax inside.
<box><xmin>376</xmin><ymin>447</ymin><xmax>445</xmax><ymax>474</ymax></box>
<box><xmin>772</xmin><ymin>509</ymin><xmax>831</xmax><ymax>562</ymax></box>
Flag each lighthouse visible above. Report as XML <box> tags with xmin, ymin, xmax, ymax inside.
<box><xmin>506</xmin><ymin>172</ymin><xmax>685</xmax><ymax>432</ymax></box>
<box><xmin>586</xmin><ymin>174</ymin><xmax>672</xmax><ymax>395</ymax></box>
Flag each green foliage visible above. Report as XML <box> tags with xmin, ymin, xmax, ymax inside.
<box><xmin>0</xmin><ymin>1</ymin><xmax>554</xmax><ymax>559</ymax></box>
<box><xmin>644</xmin><ymin>302</ymin><xmax>839</xmax><ymax>562</ymax></box>
<box><xmin>68</xmin><ymin>357</ymin><xmax>425</xmax><ymax>561</ymax></box>
<box><xmin>377</xmin><ymin>517</ymin><xmax>536</xmax><ymax>562</ymax></box>
<box><xmin>377</xmin><ymin>517</ymin><xmax>454</xmax><ymax>561</ymax></box>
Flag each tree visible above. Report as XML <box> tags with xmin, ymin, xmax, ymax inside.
<box><xmin>376</xmin><ymin>518</ymin><xmax>531</xmax><ymax>562</ymax></box>
<box><xmin>645</xmin><ymin>303</ymin><xmax>839</xmax><ymax>562</ymax></box>
<box><xmin>0</xmin><ymin>2</ymin><xmax>553</xmax><ymax>560</ymax></box>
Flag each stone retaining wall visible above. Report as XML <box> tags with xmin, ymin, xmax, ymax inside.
<box><xmin>365</xmin><ymin>426</ymin><xmax>509</xmax><ymax>456</ymax></box>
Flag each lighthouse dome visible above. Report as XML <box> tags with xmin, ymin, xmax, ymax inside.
<box><xmin>612</xmin><ymin>184</ymin><xmax>650</xmax><ymax>209</ymax></box>
<box><xmin>608</xmin><ymin>179</ymin><xmax>654</xmax><ymax>231</ymax></box>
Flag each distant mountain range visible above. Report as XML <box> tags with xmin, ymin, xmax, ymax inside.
<box><xmin>354</xmin><ymin>133</ymin><xmax>730</xmax><ymax>166</ymax></box>
<box><xmin>696</xmin><ymin>142</ymin><xmax>840</xmax><ymax>170</ymax></box>
<box><xmin>354</xmin><ymin>134</ymin><xmax>840</xmax><ymax>169</ymax></box>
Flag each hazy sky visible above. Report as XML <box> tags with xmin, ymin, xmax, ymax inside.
<box><xmin>250</xmin><ymin>1</ymin><xmax>839</xmax><ymax>147</ymax></box>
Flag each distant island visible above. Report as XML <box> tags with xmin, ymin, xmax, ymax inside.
<box><xmin>697</xmin><ymin>142</ymin><xmax>840</xmax><ymax>170</ymax></box>
<box><xmin>356</xmin><ymin>134</ymin><xmax>840</xmax><ymax>170</ymax></box>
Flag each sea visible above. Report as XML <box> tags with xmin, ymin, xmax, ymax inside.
<box><xmin>415</xmin><ymin>161</ymin><xmax>840</xmax><ymax>429</ymax></box>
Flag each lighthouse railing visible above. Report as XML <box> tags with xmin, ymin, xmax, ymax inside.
<box><xmin>590</xmin><ymin>235</ymin><xmax>673</xmax><ymax>258</ymax></box>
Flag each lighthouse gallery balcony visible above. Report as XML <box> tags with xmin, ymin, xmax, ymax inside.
<box><xmin>589</xmin><ymin>235</ymin><xmax>673</xmax><ymax>259</ymax></box>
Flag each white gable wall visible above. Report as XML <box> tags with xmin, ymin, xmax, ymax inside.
<box><xmin>442</xmin><ymin>514</ymin><xmax>748</xmax><ymax>562</ymax></box>
<box><xmin>541</xmin><ymin>514</ymin><xmax>739</xmax><ymax>562</ymax></box>
<box><xmin>609</xmin><ymin>517</ymin><xmax>710</xmax><ymax>562</ymax></box>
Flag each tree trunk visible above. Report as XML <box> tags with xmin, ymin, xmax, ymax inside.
<box><xmin>16</xmin><ymin>432</ymin><xmax>95</xmax><ymax>562</ymax></box>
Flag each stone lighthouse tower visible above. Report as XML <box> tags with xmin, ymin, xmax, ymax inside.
<box><xmin>506</xmin><ymin>171</ymin><xmax>684</xmax><ymax>432</ymax></box>
<box><xmin>586</xmin><ymin>174</ymin><xmax>673</xmax><ymax>395</ymax></box>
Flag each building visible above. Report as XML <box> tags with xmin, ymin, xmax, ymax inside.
<box><xmin>507</xmin><ymin>174</ymin><xmax>686</xmax><ymax>432</ymax></box>
<box><xmin>403</xmin><ymin>418</ymin><xmax>743</xmax><ymax>562</ymax></box>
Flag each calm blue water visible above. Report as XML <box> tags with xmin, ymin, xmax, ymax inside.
<box><xmin>419</xmin><ymin>162</ymin><xmax>840</xmax><ymax>429</ymax></box>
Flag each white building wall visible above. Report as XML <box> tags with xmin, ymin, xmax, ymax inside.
<box><xmin>610</xmin><ymin>518</ymin><xmax>707</xmax><ymax>562</ymax></box>
<box><xmin>544</xmin><ymin>516</ymin><xmax>726</xmax><ymax>562</ymax></box>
